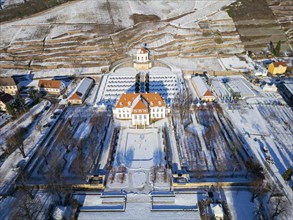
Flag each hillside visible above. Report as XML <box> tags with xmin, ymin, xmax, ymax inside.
<box><xmin>0</xmin><ymin>0</ymin><xmax>244</xmax><ymax>72</ymax></box>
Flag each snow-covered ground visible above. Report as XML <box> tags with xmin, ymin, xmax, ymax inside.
<box><xmin>114</xmin><ymin>128</ymin><xmax>165</xmax><ymax>169</ymax></box>
<box><xmin>160</xmin><ymin>57</ymin><xmax>224</xmax><ymax>71</ymax></box>
<box><xmin>224</xmin><ymin>189</ymin><xmax>256</xmax><ymax>220</ymax></box>
<box><xmin>0</xmin><ymin>100</ymin><xmax>54</xmax><ymax>194</ymax></box>
<box><xmin>107</xmin><ymin>128</ymin><xmax>169</xmax><ymax>192</ymax></box>
<box><xmin>223</xmin><ymin>94</ymin><xmax>293</xmax><ymax>203</ymax></box>
<box><xmin>76</xmin><ymin>192</ymin><xmax>200</xmax><ymax>220</ymax></box>
<box><xmin>220</xmin><ymin>56</ymin><xmax>253</xmax><ymax>72</ymax></box>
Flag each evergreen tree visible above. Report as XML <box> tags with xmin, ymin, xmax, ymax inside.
<box><xmin>273</xmin><ymin>40</ymin><xmax>281</xmax><ymax>56</ymax></box>
<box><xmin>282</xmin><ymin>167</ymin><xmax>292</xmax><ymax>182</ymax></box>
<box><xmin>5</xmin><ymin>102</ymin><xmax>16</xmax><ymax>117</ymax></box>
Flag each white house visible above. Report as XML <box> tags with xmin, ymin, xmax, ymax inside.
<box><xmin>262</xmin><ymin>83</ymin><xmax>277</xmax><ymax>92</ymax></box>
<box><xmin>38</xmin><ymin>80</ymin><xmax>66</xmax><ymax>95</ymax></box>
<box><xmin>113</xmin><ymin>93</ymin><xmax>166</xmax><ymax>126</ymax></box>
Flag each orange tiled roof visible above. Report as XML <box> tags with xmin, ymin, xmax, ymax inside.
<box><xmin>132</xmin><ymin>100</ymin><xmax>149</xmax><ymax>114</ymax></box>
<box><xmin>141</xmin><ymin>93</ymin><xmax>165</xmax><ymax>107</ymax></box>
<box><xmin>116</xmin><ymin>93</ymin><xmax>138</xmax><ymax>108</ymax></box>
<box><xmin>116</xmin><ymin>93</ymin><xmax>165</xmax><ymax>108</ymax></box>
<box><xmin>203</xmin><ymin>90</ymin><xmax>214</xmax><ymax>97</ymax></box>
<box><xmin>69</xmin><ymin>92</ymin><xmax>81</xmax><ymax>100</ymax></box>
<box><xmin>38</xmin><ymin>80</ymin><xmax>61</xmax><ymax>89</ymax></box>
<box><xmin>273</xmin><ymin>62</ymin><xmax>286</xmax><ymax>67</ymax></box>
<box><xmin>139</xmin><ymin>48</ymin><xmax>148</xmax><ymax>54</ymax></box>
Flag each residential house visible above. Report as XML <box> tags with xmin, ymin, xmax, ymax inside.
<box><xmin>0</xmin><ymin>77</ymin><xmax>20</xmax><ymax>95</ymax></box>
<box><xmin>0</xmin><ymin>93</ymin><xmax>14</xmax><ymax>112</ymax></box>
<box><xmin>68</xmin><ymin>78</ymin><xmax>94</xmax><ymax>105</ymax></box>
<box><xmin>191</xmin><ymin>76</ymin><xmax>215</xmax><ymax>102</ymax></box>
<box><xmin>268</xmin><ymin>62</ymin><xmax>287</xmax><ymax>75</ymax></box>
<box><xmin>262</xmin><ymin>83</ymin><xmax>277</xmax><ymax>92</ymax></box>
<box><xmin>38</xmin><ymin>80</ymin><xmax>66</xmax><ymax>95</ymax></box>
<box><xmin>113</xmin><ymin>92</ymin><xmax>166</xmax><ymax>126</ymax></box>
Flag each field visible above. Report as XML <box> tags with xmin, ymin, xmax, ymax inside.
<box><xmin>173</xmin><ymin>105</ymin><xmax>247</xmax><ymax>178</ymax></box>
<box><xmin>226</xmin><ymin>0</ymin><xmax>291</xmax><ymax>53</ymax></box>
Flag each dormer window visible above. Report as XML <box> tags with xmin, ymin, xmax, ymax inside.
<box><xmin>158</xmin><ymin>101</ymin><xmax>162</xmax><ymax>106</ymax></box>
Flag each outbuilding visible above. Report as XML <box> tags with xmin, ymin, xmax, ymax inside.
<box><xmin>68</xmin><ymin>78</ymin><xmax>94</xmax><ymax>105</ymax></box>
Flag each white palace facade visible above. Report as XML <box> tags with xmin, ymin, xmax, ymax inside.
<box><xmin>113</xmin><ymin>93</ymin><xmax>166</xmax><ymax>126</ymax></box>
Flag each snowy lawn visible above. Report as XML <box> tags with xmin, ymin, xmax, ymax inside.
<box><xmin>224</xmin><ymin>189</ymin><xmax>256</xmax><ymax>220</ymax></box>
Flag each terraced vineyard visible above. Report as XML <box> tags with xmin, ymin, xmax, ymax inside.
<box><xmin>0</xmin><ymin>0</ymin><xmax>244</xmax><ymax>72</ymax></box>
<box><xmin>226</xmin><ymin>0</ymin><xmax>291</xmax><ymax>53</ymax></box>
<box><xmin>267</xmin><ymin>0</ymin><xmax>293</xmax><ymax>48</ymax></box>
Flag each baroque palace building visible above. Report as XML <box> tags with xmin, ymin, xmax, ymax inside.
<box><xmin>113</xmin><ymin>92</ymin><xmax>166</xmax><ymax>126</ymax></box>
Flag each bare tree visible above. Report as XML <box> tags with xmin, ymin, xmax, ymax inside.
<box><xmin>18</xmin><ymin>169</ymin><xmax>34</xmax><ymax>200</ymax></box>
<box><xmin>245</xmin><ymin>159</ymin><xmax>265</xmax><ymax>179</ymax></box>
<box><xmin>271</xmin><ymin>197</ymin><xmax>289</xmax><ymax>219</ymax></box>
<box><xmin>71</xmin><ymin>153</ymin><xmax>88</xmax><ymax>181</ymax></box>
<box><xmin>6</xmin><ymin>127</ymin><xmax>27</xmax><ymax>158</ymax></box>
<box><xmin>250</xmin><ymin>179</ymin><xmax>268</xmax><ymax>202</ymax></box>
<box><xmin>10</xmin><ymin>193</ymin><xmax>44</xmax><ymax>220</ymax></box>
<box><xmin>57</xmin><ymin>125</ymin><xmax>73</xmax><ymax>153</ymax></box>
<box><xmin>90</xmin><ymin>112</ymin><xmax>107</xmax><ymax>133</ymax></box>
<box><xmin>267</xmin><ymin>183</ymin><xmax>279</xmax><ymax>203</ymax></box>
<box><xmin>45</xmin><ymin>157</ymin><xmax>70</xmax><ymax>205</ymax></box>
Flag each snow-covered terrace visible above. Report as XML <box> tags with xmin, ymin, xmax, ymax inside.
<box><xmin>148</xmin><ymin>67</ymin><xmax>180</xmax><ymax>101</ymax></box>
<box><xmin>95</xmin><ymin>69</ymin><xmax>137</xmax><ymax>107</ymax></box>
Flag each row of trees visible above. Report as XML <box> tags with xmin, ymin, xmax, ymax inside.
<box><xmin>0</xmin><ymin>0</ymin><xmax>75</xmax><ymax>22</ymax></box>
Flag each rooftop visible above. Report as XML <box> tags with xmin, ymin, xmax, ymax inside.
<box><xmin>191</xmin><ymin>76</ymin><xmax>214</xmax><ymax>97</ymax></box>
<box><xmin>116</xmin><ymin>93</ymin><xmax>165</xmax><ymax>109</ymax></box>
<box><xmin>272</xmin><ymin>61</ymin><xmax>287</xmax><ymax>67</ymax></box>
<box><xmin>38</xmin><ymin>80</ymin><xmax>62</xmax><ymax>89</ymax></box>
<box><xmin>138</xmin><ymin>48</ymin><xmax>149</xmax><ymax>54</ymax></box>
<box><xmin>284</xmin><ymin>83</ymin><xmax>293</xmax><ymax>95</ymax></box>
<box><xmin>70</xmin><ymin>77</ymin><xmax>93</xmax><ymax>100</ymax></box>
<box><xmin>0</xmin><ymin>77</ymin><xmax>17</xmax><ymax>87</ymax></box>
<box><xmin>0</xmin><ymin>93</ymin><xmax>14</xmax><ymax>103</ymax></box>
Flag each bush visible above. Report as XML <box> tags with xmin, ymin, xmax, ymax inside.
<box><xmin>215</xmin><ymin>38</ymin><xmax>223</xmax><ymax>44</ymax></box>
<box><xmin>282</xmin><ymin>168</ymin><xmax>292</xmax><ymax>181</ymax></box>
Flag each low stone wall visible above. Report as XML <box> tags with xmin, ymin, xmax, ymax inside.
<box><xmin>172</xmin><ymin>181</ymin><xmax>251</xmax><ymax>189</ymax></box>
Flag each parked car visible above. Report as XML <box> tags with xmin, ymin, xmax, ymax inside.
<box><xmin>43</xmin><ymin>123</ymin><xmax>51</xmax><ymax>128</ymax></box>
